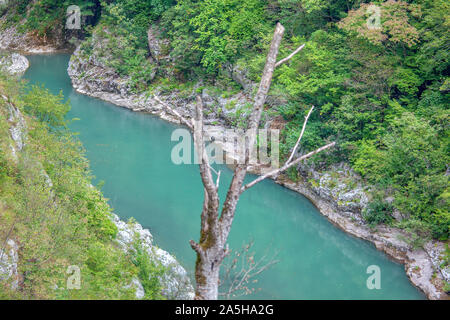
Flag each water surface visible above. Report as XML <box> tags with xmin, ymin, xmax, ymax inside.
<box><xmin>24</xmin><ymin>54</ymin><xmax>424</xmax><ymax>299</ymax></box>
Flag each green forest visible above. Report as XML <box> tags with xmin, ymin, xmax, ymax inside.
<box><xmin>6</xmin><ymin>0</ymin><xmax>446</xmax><ymax>239</ymax></box>
<box><xmin>0</xmin><ymin>0</ymin><xmax>449</xmax><ymax>300</ymax></box>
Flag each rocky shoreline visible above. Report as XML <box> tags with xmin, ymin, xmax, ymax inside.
<box><xmin>111</xmin><ymin>213</ymin><xmax>194</xmax><ymax>299</ymax></box>
<box><xmin>66</xmin><ymin>42</ymin><xmax>449</xmax><ymax>300</ymax></box>
<box><xmin>277</xmin><ymin>177</ymin><xmax>448</xmax><ymax>300</ymax></box>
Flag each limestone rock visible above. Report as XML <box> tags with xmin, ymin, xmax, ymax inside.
<box><xmin>111</xmin><ymin>214</ymin><xmax>194</xmax><ymax>300</ymax></box>
<box><xmin>147</xmin><ymin>26</ymin><xmax>170</xmax><ymax>62</ymax></box>
<box><xmin>0</xmin><ymin>21</ymin><xmax>61</xmax><ymax>53</ymax></box>
<box><xmin>424</xmin><ymin>241</ymin><xmax>450</xmax><ymax>283</ymax></box>
<box><xmin>124</xmin><ymin>277</ymin><xmax>145</xmax><ymax>299</ymax></box>
<box><xmin>222</xmin><ymin>62</ymin><xmax>255</xmax><ymax>92</ymax></box>
<box><xmin>2</xmin><ymin>95</ymin><xmax>27</xmax><ymax>159</ymax></box>
<box><xmin>302</xmin><ymin>163</ymin><xmax>369</xmax><ymax>219</ymax></box>
<box><xmin>0</xmin><ymin>53</ymin><xmax>29</xmax><ymax>76</ymax></box>
<box><xmin>0</xmin><ymin>239</ymin><xmax>19</xmax><ymax>290</ymax></box>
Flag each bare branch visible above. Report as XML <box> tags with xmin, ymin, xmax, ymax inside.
<box><xmin>246</xmin><ymin>22</ymin><xmax>286</xmax><ymax>155</ymax></box>
<box><xmin>219</xmin><ymin>240</ymin><xmax>279</xmax><ymax>299</ymax></box>
<box><xmin>194</xmin><ymin>96</ymin><xmax>219</xmax><ymax>202</ymax></box>
<box><xmin>241</xmin><ymin>142</ymin><xmax>336</xmax><ymax>192</ymax></box>
<box><xmin>190</xmin><ymin>240</ymin><xmax>202</xmax><ymax>255</ymax></box>
<box><xmin>215</xmin><ymin>170</ymin><xmax>221</xmax><ymax>189</ymax></box>
<box><xmin>286</xmin><ymin>106</ymin><xmax>314</xmax><ymax>164</ymax></box>
<box><xmin>275</xmin><ymin>43</ymin><xmax>305</xmax><ymax>68</ymax></box>
<box><xmin>154</xmin><ymin>95</ymin><xmax>193</xmax><ymax>130</ymax></box>
<box><xmin>208</xmin><ymin>164</ymin><xmax>219</xmax><ymax>176</ymax></box>
<box><xmin>220</xmin><ymin>23</ymin><xmax>286</xmax><ymax>240</ymax></box>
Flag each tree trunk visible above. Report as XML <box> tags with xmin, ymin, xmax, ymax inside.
<box><xmin>191</xmin><ymin>23</ymin><xmax>285</xmax><ymax>301</ymax></box>
<box><xmin>158</xmin><ymin>22</ymin><xmax>335</xmax><ymax>300</ymax></box>
<box><xmin>193</xmin><ymin>247</ymin><xmax>222</xmax><ymax>300</ymax></box>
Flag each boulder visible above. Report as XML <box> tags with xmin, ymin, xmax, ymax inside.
<box><xmin>0</xmin><ymin>53</ymin><xmax>29</xmax><ymax>76</ymax></box>
<box><xmin>0</xmin><ymin>239</ymin><xmax>19</xmax><ymax>290</ymax></box>
<box><xmin>111</xmin><ymin>214</ymin><xmax>195</xmax><ymax>300</ymax></box>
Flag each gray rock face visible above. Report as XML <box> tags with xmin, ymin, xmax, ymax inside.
<box><xmin>424</xmin><ymin>241</ymin><xmax>450</xmax><ymax>283</ymax></box>
<box><xmin>147</xmin><ymin>26</ymin><xmax>170</xmax><ymax>62</ymax></box>
<box><xmin>111</xmin><ymin>214</ymin><xmax>195</xmax><ymax>300</ymax></box>
<box><xmin>0</xmin><ymin>53</ymin><xmax>29</xmax><ymax>76</ymax></box>
<box><xmin>202</xmin><ymin>89</ymin><xmax>252</xmax><ymax>126</ymax></box>
<box><xmin>0</xmin><ymin>239</ymin><xmax>19</xmax><ymax>290</ymax></box>
<box><xmin>68</xmin><ymin>45</ymin><xmax>180</xmax><ymax>116</ymax></box>
<box><xmin>300</xmin><ymin>163</ymin><xmax>369</xmax><ymax>224</ymax></box>
<box><xmin>222</xmin><ymin>62</ymin><xmax>255</xmax><ymax>92</ymax></box>
<box><xmin>2</xmin><ymin>94</ymin><xmax>27</xmax><ymax>159</ymax></box>
<box><xmin>0</xmin><ymin>24</ymin><xmax>29</xmax><ymax>52</ymax></box>
<box><xmin>0</xmin><ymin>16</ymin><xmax>64</xmax><ymax>53</ymax></box>
<box><xmin>68</xmin><ymin>44</ymin><xmax>258</xmax><ymax>128</ymax></box>
<box><xmin>124</xmin><ymin>277</ymin><xmax>145</xmax><ymax>299</ymax></box>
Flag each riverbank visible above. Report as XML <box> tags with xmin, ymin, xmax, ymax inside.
<box><xmin>0</xmin><ymin>18</ymin><xmax>69</xmax><ymax>55</ymax></box>
<box><xmin>66</xmin><ymin>43</ymin><xmax>448</xmax><ymax>300</ymax></box>
<box><xmin>0</xmin><ymin>53</ymin><xmax>194</xmax><ymax>300</ymax></box>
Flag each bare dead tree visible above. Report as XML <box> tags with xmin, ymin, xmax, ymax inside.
<box><xmin>219</xmin><ymin>240</ymin><xmax>279</xmax><ymax>299</ymax></box>
<box><xmin>156</xmin><ymin>22</ymin><xmax>335</xmax><ymax>300</ymax></box>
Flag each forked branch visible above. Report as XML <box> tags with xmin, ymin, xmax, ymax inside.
<box><xmin>241</xmin><ymin>141</ymin><xmax>336</xmax><ymax>193</ymax></box>
<box><xmin>286</xmin><ymin>106</ymin><xmax>314</xmax><ymax>164</ymax></box>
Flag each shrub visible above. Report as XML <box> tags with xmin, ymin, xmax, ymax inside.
<box><xmin>362</xmin><ymin>197</ymin><xmax>394</xmax><ymax>226</ymax></box>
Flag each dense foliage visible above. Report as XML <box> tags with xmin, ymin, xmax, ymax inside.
<box><xmin>1</xmin><ymin>1</ymin><xmax>448</xmax><ymax>241</ymax></box>
<box><xmin>0</xmin><ymin>74</ymin><xmax>165</xmax><ymax>299</ymax></box>
<box><xmin>0</xmin><ymin>0</ymin><xmax>100</xmax><ymax>36</ymax></box>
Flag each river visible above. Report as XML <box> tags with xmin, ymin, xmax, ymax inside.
<box><xmin>24</xmin><ymin>54</ymin><xmax>424</xmax><ymax>300</ymax></box>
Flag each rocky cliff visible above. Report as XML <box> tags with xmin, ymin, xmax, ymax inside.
<box><xmin>0</xmin><ymin>22</ymin><xmax>62</xmax><ymax>54</ymax></box>
<box><xmin>68</xmin><ymin>44</ymin><xmax>256</xmax><ymax>128</ymax></box>
<box><xmin>111</xmin><ymin>214</ymin><xmax>194</xmax><ymax>299</ymax></box>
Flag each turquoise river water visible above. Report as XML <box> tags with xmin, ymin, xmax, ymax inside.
<box><xmin>24</xmin><ymin>54</ymin><xmax>424</xmax><ymax>299</ymax></box>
